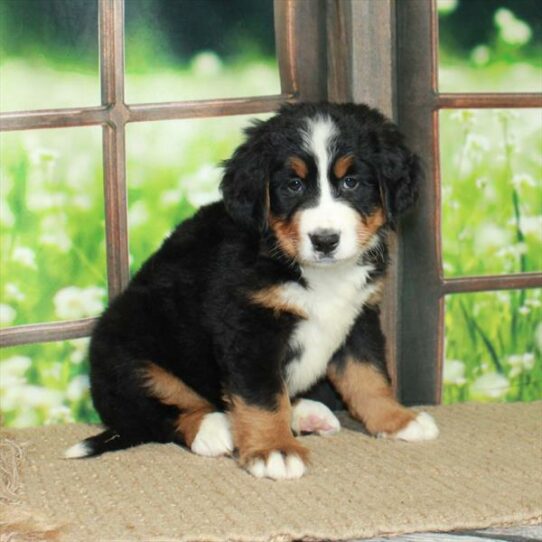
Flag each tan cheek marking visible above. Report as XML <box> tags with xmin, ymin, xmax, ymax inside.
<box><xmin>327</xmin><ymin>358</ymin><xmax>415</xmax><ymax>435</ymax></box>
<box><xmin>249</xmin><ymin>285</ymin><xmax>307</xmax><ymax>319</ymax></box>
<box><xmin>289</xmin><ymin>156</ymin><xmax>308</xmax><ymax>179</ymax></box>
<box><xmin>143</xmin><ymin>362</ymin><xmax>214</xmax><ymax>446</ymax></box>
<box><xmin>230</xmin><ymin>392</ymin><xmax>309</xmax><ymax>466</ymax></box>
<box><xmin>268</xmin><ymin>212</ymin><xmax>301</xmax><ymax>259</ymax></box>
<box><xmin>333</xmin><ymin>154</ymin><xmax>354</xmax><ymax>178</ymax></box>
<box><xmin>356</xmin><ymin>208</ymin><xmax>385</xmax><ymax>246</ymax></box>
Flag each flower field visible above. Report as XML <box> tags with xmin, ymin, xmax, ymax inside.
<box><xmin>1</xmin><ymin>3</ymin><xmax>541</xmax><ymax>426</ymax></box>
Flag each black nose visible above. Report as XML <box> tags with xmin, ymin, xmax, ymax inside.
<box><xmin>309</xmin><ymin>230</ymin><xmax>340</xmax><ymax>254</ymax></box>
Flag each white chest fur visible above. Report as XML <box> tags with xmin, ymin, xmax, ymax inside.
<box><xmin>280</xmin><ymin>262</ymin><xmax>376</xmax><ymax>396</ymax></box>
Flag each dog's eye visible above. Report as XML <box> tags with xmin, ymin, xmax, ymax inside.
<box><xmin>287</xmin><ymin>178</ymin><xmax>304</xmax><ymax>193</ymax></box>
<box><xmin>342</xmin><ymin>176</ymin><xmax>359</xmax><ymax>190</ymax></box>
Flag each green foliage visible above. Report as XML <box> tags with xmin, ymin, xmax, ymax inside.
<box><xmin>1</xmin><ymin>18</ymin><xmax>541</xmax><ymax>424</ymax></box>
<box><xmin>0</xmin><ymin>59</ymin><xmax>275</xmax><ymax>427</ymax></box>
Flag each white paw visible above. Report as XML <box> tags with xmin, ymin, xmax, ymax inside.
<box><xmin>191</xmin><ymin>412</ymin><xmax>233</xmax><ymax>457</ymax></box>
<box><xmin>379</xmin><ymin>412</ymin><xmax>439</xmax><ymax>442</ymax></box>
<box><xmin>247</xmin><ymin>451</ymin><xmax>306</xmax><ymax>480</ymax></box>
<box><xmin>291</xmin><ymin>399</ymin><xmax>341</xmax><ymax>436</ymax></box>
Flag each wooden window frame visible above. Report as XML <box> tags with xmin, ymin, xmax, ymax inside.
<box><xmin>0</xmin><ymin>0</ymin><xmax>326</xmax><ymax>345</ymax></box>
<box><xmin>1</xmin><ymin>0</ymin><xmax>541</xmax><ymax>406</ymax></box>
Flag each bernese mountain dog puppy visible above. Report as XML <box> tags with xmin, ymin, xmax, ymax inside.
<box><xmin>65</xmin><ymin>102</ymin><xmax>439</xmax><ymax>480</ymax></box>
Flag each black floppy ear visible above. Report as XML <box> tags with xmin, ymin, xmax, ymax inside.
<box><xmin>220</xmin><ymin>133</ymin><xmax>270</xmax><ymax>234</ymax></box>
<box><xmin>377</xmin><ymin>124</ymin><xmax>423</xmax><ymax>228</ymax></box>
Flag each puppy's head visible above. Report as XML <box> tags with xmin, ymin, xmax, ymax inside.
<box><xmin>221</xmin><ymin>102</ymin><xmax>423</xmax><ymax>266</ymax></box>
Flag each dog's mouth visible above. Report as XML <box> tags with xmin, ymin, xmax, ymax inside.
<box><xmin>301</xmin><ymin>252</ymin><xmax>359</xmax><ymax>267</ymax></box>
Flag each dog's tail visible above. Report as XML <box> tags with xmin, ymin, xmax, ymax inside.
<box><xmin>64</xmin><ymin>429</ymin><xmax>134</xmax><ymax>459</ymax></box>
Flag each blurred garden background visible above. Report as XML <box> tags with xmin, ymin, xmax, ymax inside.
<box><xmin>0</xmin><ymin>0</ymin><xmax>541</xmax><ymax>426</ymax></box>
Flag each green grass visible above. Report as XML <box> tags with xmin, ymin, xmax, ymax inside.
<box><xmin>0</xmin><ymin>55</ymin><xmax>541</xmax><ymax>427</ymax></box>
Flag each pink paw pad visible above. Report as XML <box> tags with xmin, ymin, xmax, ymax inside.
<box><xmin>291</xmin><ymin>399</ymin><xmax>341</xmax><ymax>436</ymax></box>
<box><xmin>298</xmin><ymin>415</ymin><xmax>335</xmax><ymax>434</ymax></box>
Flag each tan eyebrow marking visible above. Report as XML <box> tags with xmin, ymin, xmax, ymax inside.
<box><xmin>289</xmin><ymin>156</ymin><xmax>308</xmax><ymax>179</ymax></box>
<box><xmin>333</xmin><ymin>154</ymin><xmax>355</xmax><ymax>178</ymax></box>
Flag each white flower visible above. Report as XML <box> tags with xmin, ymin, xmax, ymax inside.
<box><xmin>471</xmin><ymin>45</ymin><xmax>490</xmax><ymax>66</ymax></box>
<box><xmin>475</xmin><ymin>223</ymin><xmax>510</xmax><ymax>252</ymax></box>
<box><xmin>66</xmin><ymin>374</ymin><xmax>90</xmax><ymax>401</ymax></box>
<box><xmin>0</xmin><ymin>304</ymin><xmax>16</xmax><ymax>326</ymax></box>
<box><xmin>12</xmin><ymin>246</ymin><xmax>37</xmax><ymax>268</ymax></box>
<box><xmin>496</xmin><ymin>243</ymin><xmax>528</xmax><ymax>259</ymax></box>
<box><xmin>191</xmin><ymin>51</ymin><xmax>223</xmax><ymax>77</ymax></box>
<box><xmin>69</xmin><ymin>338</ymin><xmax>90</xmax><ymax>364</ymax></box>
<box><xmin>43</xmin><ymin>362</ymin><xmax>63</xmax><ymax>380</ymax></box>
<box><xmin>11</xmin><ymin>410</ymin><xmax>39</xmax><ymax>428</ymax></box>
<box><xmin>518</xmin><ymin>305</ymin><xmax>530</xmax><ymax>315</ymax></box>
<box><xmin>443</xmin><ymin>359</ymin><xmax>466</xmax><ymax>386</ymax></box>
<box><xmin>465</xmin><ymin>133</ymin><xmax>490</xmax><ymax>159</ymax></box>
<box><xmin>160</xmin><ymin>189</ymin><xmax>183</xmax><ymax>207</ymax></box>
<box><xmin>128</xmin><ymin>201</ymin><xmax>150</xmax><ymax>228</ymax></box>
<box><xmin>39</xmin><ymin>214</ymin><xmax>72</xmax><ymax>252</ymax></box>
<box><xmin>470</xmin><ymin>372</ymin><xmax>509</xmax><ymax>400</ymax></box>
<box><xmin>0</xmin><ymin>356</ymin><xmax>31</xmax><ymax>388</ymax></box>
<box><xmin>54</xmin><ymin>286</ymin><xmax>106</xmax><ymax>320</ymax></box>
<box><xmin>72</xmin><ymin>194</ymin><xmax>92</xmax><ymax>210</ymax></box>
<box><xmin>30</xmin><ymin>147</ymin><xmax>59</xmax><ymax>167</ymax></box>
<box><xmin>437</xmin><ymin>0</ymin><xmax>458</xmax><ymax>15</ymax></box>
<box><xmin>27</xmin><ymin>191</ymin><xmax>67</xmax><ymax>211</ymax></box>
<box><xmin>508</xmin><ymin>353</ymin><xmax>535</xmax><ymax>377</ymax></box>
<box><xmin>19</xmin><ymin>385</ymin><xmax>64</xmax><ymax>409</ymax></box>
<box><xmin>4</xmin><ymin>283</ymin><xmax>25</xmax><ymax>302</ymax></box>
<box><xmin>181</xmin><ymin>164</ymin><xmax>222</xmax><ymax>208</ymax></box>
<box><xmin>475</xmin><ymin>177</ymin><xmax>488</xmax><ymax>189</ymax></box>
<box><xmin>535</xmin><ymin>323</ymin><xmax>542</xmax><ymax>353</ymax></box>
<box><xmin>512</xmin><ymin>173</ymin><xmax>536</xmax><ymax>190</ymax></box>
<box><xmin>45</xmin><ymin>405</ymin><xmax>75</xmax><ymax>425</ymax></box>
<box><xmin>450</xmin><ymin>109</ymin><xmax>475</xmax><ymax>128</ymax></box>
<box><xmin>526</xmin><ymin>298</ymin><xmax>542</xmax><ymax>308</ymax></box>
<box><xmin>495</xmin><ymin>9</ymin><xmax>532</xmax><ymax>46</ymax></box>
<box><xmin>521</xmin><ymin>216</ymin><xmax>542</xmax><ymax>237</ymax></box>
<box><xmin>0</xmin><ymin>200</ymin><xmax>14</xmax><ymax>227</ymax></box>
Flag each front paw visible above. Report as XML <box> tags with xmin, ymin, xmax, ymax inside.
<box><xmin>241</xmin><ymin>443</ymin><xmax>309</xmax><ymax>480</ymax></box>
<box><xmin>291</xmin><ymin>399</ymin><xmax>341</xmax><ymax>435</ymax></box>
<box><xmin>378</xmin><ymin>412</ymin><xmax>439</xmax><ymax>442</ymax></box>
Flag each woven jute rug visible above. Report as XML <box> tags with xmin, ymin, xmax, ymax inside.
<box><xmin>1</xmin><ymin>402</ymin><xmax>541</xmax><ymax>542</ymax></box>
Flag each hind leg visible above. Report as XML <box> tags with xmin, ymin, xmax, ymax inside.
<box><xmin>143</xmin><ymin>362</ymin><xmax>233</xmax><ymax>456</ymax></box>
<box><xmin>188</xmin><ymin>411</ymin><xmax>234</xmax><ymax>457</ymax></box>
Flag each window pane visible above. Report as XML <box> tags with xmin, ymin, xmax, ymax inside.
<box><xmin>124</xmin><ymin>0</ymin><xmax>280</xmax><ymax>103</ymax></box>
<box><xmin>440</xmin><ymin>109</ymin><xmax>542</xmax><ymax>278</ymax></box>
<box><xmin>438</xmin><ymin>0</ymin><xmax>542</xmax><ymax>92</ymax></box>
<box><xmin>0</xmin><ymin>0</ymin><xmax>99</xmax><ymax>111</ymax></box>
<box><xmin>126</xmin><ymin>114</ymin><xmax>269</xmax><ymax>270</ymax></box>
<box><xmin>443</xmin><ymin>289</ymin><xmax>542</xmax><ymax>404</ymax></box>
<box><xmin>0</xmin><ymin>339</ymin><xmax>98</xmax><ymax>427</ymax></box>
<box><xmin>0</xmin><ymin>127</ymin><xmax>107</xmax><ymax>326</ymax></box>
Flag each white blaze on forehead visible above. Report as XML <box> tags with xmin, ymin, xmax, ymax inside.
<box><xmin>301</xmin><ymin>116</ymin><xmax>338</xmax><ymax>185</ymax></box>
<box><xmin>298</xmin><ymin>115</ymin><xmax>362</xmax><ymax>263</ymax></box>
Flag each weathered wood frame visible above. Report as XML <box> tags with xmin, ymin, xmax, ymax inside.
<box><xmin>0</xmin><ymin>0</ymin><xmax>319</xmax><ymax>346</ymax></box>
<box><xmin>1</xmin><ymin>0</ymin><xmax>541</xmax><ymax>406</ymax></box>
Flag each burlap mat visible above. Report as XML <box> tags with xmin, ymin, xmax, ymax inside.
<box><xmin>2</xmin><ymin>402</ymin><xmax>541</xmax><ymax>542</ymax></box>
